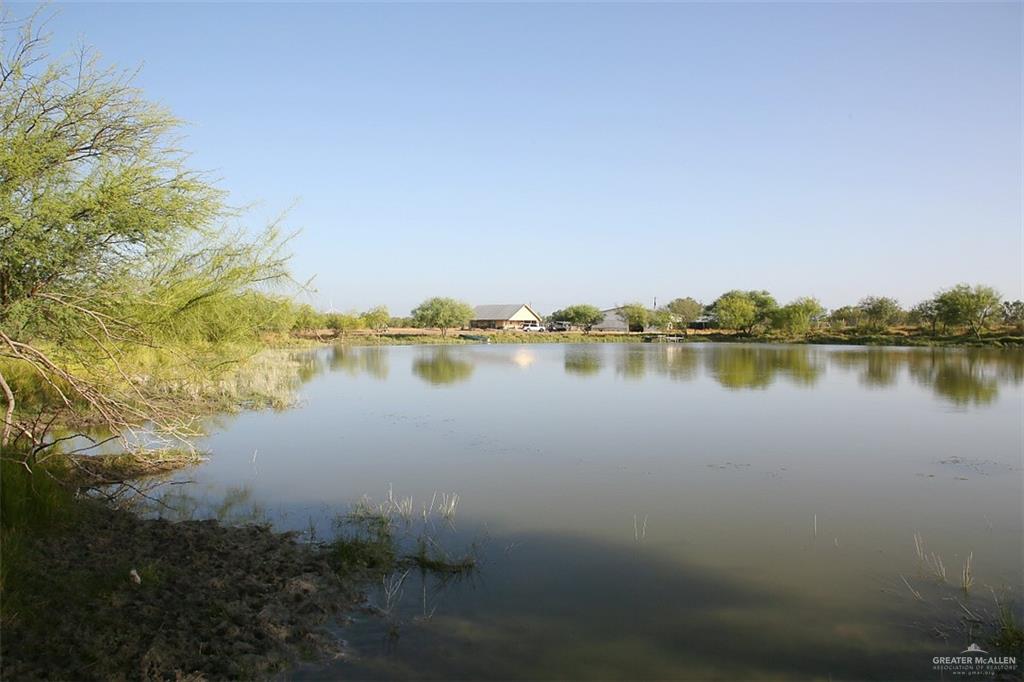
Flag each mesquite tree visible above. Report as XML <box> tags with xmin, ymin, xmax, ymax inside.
<box><xmin>411</xmin><ymin>298</ymin><xmax>473</xmax><ymax>336</ymax></box>
<box><xmin>0</xmin><ymin>13</ymin><xmax>290</xmax><ymax>455</ymax></box>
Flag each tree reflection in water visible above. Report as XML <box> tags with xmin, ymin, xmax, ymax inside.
<box><xmin>412</xmin><ymin>348</ymin><xmax>474</xmax><ymax>386</ymax></box>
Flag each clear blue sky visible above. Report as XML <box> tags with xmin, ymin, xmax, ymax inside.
<box><xmin>36</xmin><ymin>2</ymin><xmax>1023</xmax><ymax>315</ymax></box>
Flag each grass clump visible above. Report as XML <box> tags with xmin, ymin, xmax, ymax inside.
<box><xmin>405</xmin><ymin>537</ymin><xmax>476</xmax><ymax>576</ymax></box>
<box><xmin>326</xmin><ymin>490</ymin><xmax>478</xmax><ymax>583</ymax></box>
<box><xmin>0</xmin><ymin>448</ymin><xmax>194</xmax><ymax>633</ymax></box>
<box><xmin>1</xmin><ymin>456</ymin><xmax>84</xmax><ymax>631</ymax></box>
<box><xmin>328</xmin><ymin>536</ymin><xmax>397</xmax><ymax>577</ymax></box>
<box><xmin>990</xmin><ymin>602</ymin><xmax>1024</xmax><ymax>658</ymax></box>
<box><xmin>0</xmin><ymin>458</ymin><xmax>75</xmax><ymax>534</ymax></box>
<box><xmin>903</xmin><ymin>537</ymin><xmax>1024</xmax><ymax>661</ymax></box>
<box><xmin>327</xmin><ymin>498</ymin><xmax>400</xmax><ymax>577</ymax></box>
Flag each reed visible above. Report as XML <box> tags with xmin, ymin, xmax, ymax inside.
<box><xmin>913</xmin><ymin>533</ymin><xmax>948</xmax><ymax>582</ymax></box>
<box><xmin>991</xmin><ymin>599</ymin><xmax>1024</xmax><ymax>657</ymax></box>
<box><xmin>384</xmin><ymin>484</ymin><xmax>415</xmax><ymax>524</ymax></box>
<box><xmin>928</xmin><ymin>552</ymin><xmax>947</xmax><ymax>582</ymax></box>
<box><xmin>406</xmin><ymin>536</ymin><xmax>477</xmax><ymax>576</ymax></box>
<box><xmin>396</xmin><ymin>496</ymin><xmax>414</xmax><ymax>524</ymax></box>
<box><xmin>961</xmin><ymin>552</ymin><xmax>974</xmax><ymax>594</ymax></box>
<box><xmin>900</xmin><ymin>574</ymin><xmax>924</xmax><ymax>601</ymax></box>
<box><xmin>381</xmin><ymin>569</ymin><xmax>410</xmax><ymax>615</ymax></box>
<box><xmin>633</xmin><ymin>514</ymin><xmax>648</xmax><ymax>543</ymax></box>
<box><xmin>346</xmin><ymin>497</ymin><xmax>395</xmax><ymax>532</ymax></box>
<box><xmin>438</xmin><ymin>493</ymin><xmax>459</xmax><ymax>523</ymax></box>
<box><xmin>328</xmin><ymin>489</ymin><xmax>475</xmax><ymax>586</ymax></box>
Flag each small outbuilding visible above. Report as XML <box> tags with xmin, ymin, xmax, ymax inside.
<box><xmin>471</xmin><ymin>304</ymin><xmax>542</xmax><ymax>330</ymax></box>
<box><xmin>689</xmin><ymin>314</ymin><xmax>715</xmax><ymax>330</ymax></box>
<box><xmin>593</xmin><ymin>308</ymin><xmax>630</xmax><ymax>332</ymax></box>
<box><xmin>593</xmin><ymin>307</ymin><xmax>646</xmax><ymax>332</ymax></box>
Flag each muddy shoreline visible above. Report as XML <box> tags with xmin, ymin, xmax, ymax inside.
<box><xmin>1</xmin><ymin>502</ymin><xmax>362</xmax><ymax>681</ymax></box>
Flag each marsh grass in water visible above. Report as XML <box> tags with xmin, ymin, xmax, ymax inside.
<box><xmin>1</xmin><ymin>347</ymin><xmax>314</xmax><ymax>463</ymax></box>
<box><xmin>407</xmin><ymin>536</ymin><xmax>477</xmax><ymax>576</ymax></box>
<box><xmin>179</xmin><ymin>349</ymin><xmax>317</xmax><ymax>411</ymax></box>
<box><xmin>991</xmin><ymin>602</ymin><xmax>1024</xmax><ymax>659</ymax></box>
<box><xmin>901</xmin><ymin>535</ymin><xmax>1022</xmax><ymax>660</ymax></box>
<box><xmin>913</xmin><ymin>532</ymin><xmax>949</xmax><ymax>583</ymax></box>
<box><xmin>327</xmin><ymin>490</ymin><xmax>477</xmax><ymax>582</ymax></box>
<box><xmin>328</xmin><ymin>530</ymin><xmax>399</xmax><ymax>578</ymax></box>
<box><xmin>961</xmin><ymin>551</ymin><xmax>975</xmax><ymax>594</ymax></box>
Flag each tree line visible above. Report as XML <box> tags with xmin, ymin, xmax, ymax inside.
<box><xmin>548</xmin><ymin>284</ymin><xmax>1017</xmax><ymax>338</ymax></box>
<box><xmin>290</xmin><ymin>304</ymin><xmax>390</xmax><ymax>335</ymax></box>
<box><xmin>287</xmin><ymin>298</ymin><xmax>474</xmax><ymax>337</ymax></box>
<box><xmin>287</xmin><ymin>285</ymin><xmax>1019</xmax><ymax>340</ymax></box>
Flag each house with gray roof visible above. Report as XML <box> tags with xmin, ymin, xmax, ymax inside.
<box><xmin>471</xmin><ymin>304</ymin><xmax>542</xmax><ymax>330</ymax></box>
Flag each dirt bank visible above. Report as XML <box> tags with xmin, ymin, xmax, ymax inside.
<box><xmin>1</xmin><ymin>502</ymin><xmax>359</xmax><ymax>681</ymax></box>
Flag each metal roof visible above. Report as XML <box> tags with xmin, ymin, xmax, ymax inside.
<box><xmin>594</xmin><ymin>308</ymin><xmax>629</xmax><ymax>329</ymax></box>
<box><xmin>472</xmin><ymin>303</ymin><xmax>539</xmax><ymax>321</ymax></box>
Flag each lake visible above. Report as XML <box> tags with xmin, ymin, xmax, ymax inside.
<box><xmin>158</xmin><ymin>343</ymin><xmax>1023</xmax><ymax>680</ymax></box>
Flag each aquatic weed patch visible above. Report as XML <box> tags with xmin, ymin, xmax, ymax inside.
<box><xmin>327</xmin><ymin>490</ymin><xmax>478</xmax><ymax>581</ymax></box>
<box><xmin>900</xmin><ymin>533</ymin><xmax>1024</xmax><ymax>666</ymax></box>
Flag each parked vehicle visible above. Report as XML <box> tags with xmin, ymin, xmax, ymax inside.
<box><xmin>548</xmin><ymin>321</ymin><xmax>572</xmax><ymax>332</ymax></box>
<box><xmin>521</xmin><ymin>323</ymin><xmax>545</xmax><ymax>332</ymax></box>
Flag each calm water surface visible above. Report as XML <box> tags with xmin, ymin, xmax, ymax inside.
<box><xmin>162</xmin><ymin>343</ymin><xmax>1022</xmax><ymax>680</ymax></box>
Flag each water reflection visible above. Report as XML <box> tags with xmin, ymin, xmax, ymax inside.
<box><xmin>331</xmin><ymin>346</ymin><xmax>390</xmax><ymax>379</ymax></box>
<box><xmin>615</xmin><ymin>345</ymin><xmax>648</xmax><ymax>380</ymax></box>
<box><xmin>242</xmin><ymin>343</ymin><xmax>1022</xmax><ymax>408</ymax></box>
<box><xmin>830</xmin><ymin>349</ymin><xmax>899</xmax><ymax>388</ymax></box>
<box><xmin>700</xmin><ymin>346</ymin><xmax>763</xmax><ymax>389</ymax></box>
<box><xmin>931</xmin><ymin>366</ymin><xmax>998</xmax><ymax>405</ymax></box>
<box><xmin>555</xmin><ymin>343</ymin><xmax>1019</xmax><ymax>405</ymax></box>
<box><xmin>651</xmin><ymin>345</ymin><xmax>700</xmax><ymax>381</ymax></box>
<box><xmin>411</xmin><ymin>348</ymin><xmax>475</xmax><ymax>386</ymax></box>
<box><xmin>294</xmin><ymin>351</ymin><xmax>326</xmax><ymax>384</ymax></box>
<box><xmin>703</xmin><ymin>346</ymin><xmax>816</xmax><ymax>389</ymax></box>
<box><xmin>147</xmin><ymin>483</ymin><xmax>269</xmax><ymax>524</ymax></box>
<box><xmin>564</xmin><ymin>347</ymin><xmax>603</xmax><ymax>377</ymax></box>
<box><xmin>828</xmin><ymin>347</ymin><xmax>1020</xmax><ymax>406</ymax></box>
